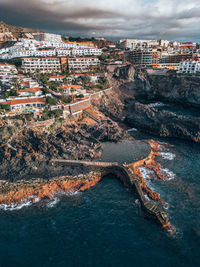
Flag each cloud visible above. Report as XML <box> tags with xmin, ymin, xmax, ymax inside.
<box><xmin>0</xmin><ymin>0</ymin><xmax>200</xmax><ymax>41</ymax></box>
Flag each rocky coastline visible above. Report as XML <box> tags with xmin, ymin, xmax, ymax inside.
<box><xmin>102</xmin><ymin>64</ymin><xmax>200</xmax><ymax>142</ymax></box>
<box><xmin>0</xmin><ymin>119</ymin><xmax>125</xmax><ymax>181</ymax></box>
<box><xmin>0</xmin><ymin>131</ymin><xmax>172</xmax><ymax>230</ymax></box>
<box><xmin>125</xmin><ymin>101</ymin><xmax>200</xmax><ymax>141</ymax></box>
<box><xmin>1</xmin><ymin>64</ymin><xmax>198</xmax><ymax>231</ymax></box>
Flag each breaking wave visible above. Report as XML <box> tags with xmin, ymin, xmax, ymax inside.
<box><xmin>46</xmin><ymin>197</ymin><xmax>60</xmax><ymax>208</ymax></box>
<box><xmin>160</xmin><ymin>168</ymin><xmax>176</xmax><ymax>181</ymax></box>
<box><xmin>127</xmin><ymin>128</ymin><xmax>138</xmax><ymax>132</ymax></box>
<box><xmin>158</xmin><ymin>152</ymin><xmax>176</xmax><ymax>160</ymax></box>
<box><xmin>0</xmin><ymin>196</ymin><xmax>41</xmax><ymax>211</ymax></box>
<box><xmin>148</xmin><ymin>102</ymin><xmax>166</xmax><ymax>108</ymax></box>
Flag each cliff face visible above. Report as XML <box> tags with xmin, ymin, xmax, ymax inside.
<box><xmin>125</xmin><ymin>102</ymin><xmax>200</xmax><ymax>141</ymax></box>
<box><xmin>99</xmin><ymin>65</ymin><xmax>200</xmax><ymax>142</ymax></box>
<box><xmin>113</xmin><ymin>64</ymin><xmax>135</xmax><ymax>82</ymax></box>
<box><xmin>134</xmin><ymin>70</ymin><xmax>200</xmax><ymax>108</ymax></box>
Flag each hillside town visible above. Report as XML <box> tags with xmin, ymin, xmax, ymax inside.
<box><xmin>1</xmin><ymin>22</ymin><xmax>200</xmax><ymax>120</ymax></box>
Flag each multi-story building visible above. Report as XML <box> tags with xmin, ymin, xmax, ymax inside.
<box><xmin>68</xmin><ymin>57</ymin><xmax>100</xmax><ymax>70</ymax></box>
<box><xmin>33</xmin><ymin>33</ymin><xmax>62</xmax><ymax>43</ymax></box>
<box><xmin>119</xmin><ymin>39</ymin><xmax>159</xmax><ymax>50</ymax></box>
<box><xmin>22</xmin><ymin>57</ymin><xmax>61</xmax><ymax>73</ymax></box>
<box><xmin>0</xmin><ymin>64</ymin><xmax>17</xmax><ymax>78</ymax></box>
<box><xmin>128</xmin><ymin>50</ymin><xmax>159</xmax><ymax>67</ymax></box>
<box><xmin>0</xmin><ymin>64</ymin><xmax>18</xmax><ymax>83</ymax></box>
<box><xmin>177</xmin><ymin>61</ymin><xmax>200</xmax><ymax>74</ymax></box>
<box><xmin>56</xmin><ymin>49</ymin><xmax>71</xmax><ymax>57</ymax></box>
<box><xmin>72</xmin><ymin>48</ymin><xmax>102</xmax><ymax>56</ymax></box>
<box><xmin>35</xmin><ymin>50</ymin><xmax>56</xmax><ymax>57</ymax></box>
<box><xmin>159</xmin><ymin>53</ymin><xmax>193</xmax><ymax>65</ymax></box>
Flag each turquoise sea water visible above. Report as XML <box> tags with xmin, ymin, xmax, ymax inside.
<box><xmin>0</xmin><ymin>106</ymin><xmax>200</xmax><ymax>267</ymax></box>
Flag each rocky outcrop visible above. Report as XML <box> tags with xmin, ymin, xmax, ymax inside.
<box><xmin>111</xmin><ymin>64</ymin><xmax>200</xmax><ymax>108</ymax></box>
<box><xmin>0</xmin><ymin>172</ymin><xmax>101</xmax><ymax>205</ymax></box>
<box><xmin>0</xmin><ymin>121</ymin><xmax>125</xmax><ymax>181</ymax></box>
<box><xmin>125</xmin><ymin>101</ymin><xmax>200</xmax><ymax>141</ymax></box>
<box><xmin>134</xmin><ymin>70</ymin><xmax>200</xmax><ymax>108</ymax></box>
<box><xmin>113</xmin><ymin>64</ymin><xmax>135</xmax><ymax>81</ymax></box>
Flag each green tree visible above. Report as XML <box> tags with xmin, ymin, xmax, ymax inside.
<box><xmin>6</xmin><ymin>89</ymin><xmax>18</xmax><ymax>97</ymax></box>
<box><xmin>0</xmin><ymin>104</ymin><xmax>10</xmax><ymax>111</ymax></box>
<box><xmin>61</xmin><ymin>96</ymin><xmax>72</xmax><ymax>104</ymax></box>
<box><xmin>46</xmin><ymin>96</ymin><xmax>58</xmax><ymax>105</ymax></box>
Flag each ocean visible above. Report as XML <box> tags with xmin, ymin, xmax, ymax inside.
<box><xmin>0</xmin><ymin>103</ymin><xmax>200</xmax><ymax>267</ymax></box>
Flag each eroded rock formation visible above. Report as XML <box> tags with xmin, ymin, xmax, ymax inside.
<box><xmin>125</xmin><ymin>102</ymin><xmax>200</xmax><ymax>141</ymax></box>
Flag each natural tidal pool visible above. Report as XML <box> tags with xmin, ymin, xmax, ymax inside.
<box><xmin>0</xmin><ymin>132</ymin><xmax>200</xmax><ymax>267</ymax></box>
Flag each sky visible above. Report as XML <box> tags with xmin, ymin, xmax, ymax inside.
<box><xmin>0</xmin><ymin>0</ymin><xmax>200</xmax><ymax>41</ymax></box>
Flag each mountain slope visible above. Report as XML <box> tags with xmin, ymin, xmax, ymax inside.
<box><xmin>0</xmin><ymin>21</ymin><xmax>42</xmax><ymax>42</ymax></box>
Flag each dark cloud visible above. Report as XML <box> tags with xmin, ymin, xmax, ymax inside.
<box><xmin>0</xmin><ymin>0</ymin><xmax>200</xmax><ymax>41</ymax></box>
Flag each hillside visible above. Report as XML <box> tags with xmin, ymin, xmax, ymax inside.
<box><xmin>0</xmin><ymin>21</ymin><xmax>42</xmax><ymax>42</ymax></box>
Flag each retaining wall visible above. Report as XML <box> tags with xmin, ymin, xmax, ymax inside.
<box><xmin>63</xmin><ymin>88</ymin><xmax>113</xmax><ymax>116</ymax></box>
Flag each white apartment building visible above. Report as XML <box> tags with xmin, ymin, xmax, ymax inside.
<box><xmin>119</xmin><ymin>39</ymin><xmax>159</xmax><ymax>50</ymax></box>
<box><xmin>178</xmin><ymin>61</ymin><xmax>200</xmax><ymax>74</ymax></box>
<box><xmin>56</xmin><ymin>49</ymin><xmax>71</xmax><ymax>57</ymax></box>
<box><xmin>159</xmin><ymin>40</ymin><xmax>170</xmax><ymax>47</ymax></box>
<box><xmin>0</xmin><ymin>64</ymin><xmax>18</xmax><ymax>83</ymax></box>
<box><xmin>0</xmin><ymin>64</ymin><xmax>17</xmax><ymax>78</ymax></box>
<box><xmin>22</xmin><ymin>57</ymin><xmax>61</xmax><ymax>73</ymax></box>
<box><xmin>33</xmin><ymin>33</ymin><xmax>62</xmax><ymax>43</ymax></box>
<box><xmin>72</xmin><ymin>48</ymin><xmax>102</xmax><ymax>56</ymax></box>
<box><xmin>68</xmin><ymin>57</ymin><xmax>100</xmax><ymax>70</ymax></box>
<box><xmin>35</xmin><ymin>50</ymin><xmax>56</xmax><ymax>57</ymax></box>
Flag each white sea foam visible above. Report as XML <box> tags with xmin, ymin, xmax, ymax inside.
<box><xmin>139</xmin><ymin>167</ymin><xmax>154</xmax><ymax>180</ymax></box>
<box><xmin>148</xmin><ymin>102</ymin><xmax>165</xmax><ymax>108</ymax></box>
<box><xmin>163</xmin><ymin>202</ymin><xmax>170</xmax><ymax>210</ymax></box>
<box><xmin>158</xmin><ymin>152</ymin><xmax>176</xmax><ymax>161</ymax></box>
<box><xmin>0</xmin><ymin>195</ymin><xmax>41</xmax><ymax>211</ymax></box>
<box><xmin>139</xmin><ymin>167</ymin><xmax>156</xmax><ymax>190</ymax></box>
<box><xmin>144</xmin><ymin>194</ymin><xmax>151</xmax><ymax>201</ymax></box>
<box><xmin>46</xmin><ymin>197</ymin><xmax>60</xmax><ymax>208</ymax></box>
<box><xmin>160</xmin><ymin>168</ymin><xmax>176</xmax><ymax>181</ymax></box>
<box><xmin>127</xmin><ymin>128</ymin><xmax>138</xmax><ymax>132</ymax></box>
<box><xmin>135</xmin><ymin>199</ymin><xmax>141</xmax><ymax>206</ymax></box>
<box><xmin>0</xmin><ymin>200</ymin><xmax>32</xmax><ymax>211</ymax></box>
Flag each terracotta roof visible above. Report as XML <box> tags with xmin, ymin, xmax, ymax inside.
<box><xmin>17</xmin><ymin>88</ymin><xmax>42</xmax><ymax>93</ymax></box>
<box><xmin>69</xmin><ymin>84</ymin><xmax>82</xmax><ymax>89</ymax></box>
<box><xmin>2</xmin><ymin>98</ymin><xmax>46</xmax><ymax>106</ymax></box>
<box><xmin>57</xmin><ymin>85</ymin><xmax>69</xmax><ymax>90</ymax></box>
<box><xmin>71</xmin><ymin>73</ymin><xmax>85</xmax><ymax>76</ymax></box>
<box><xmin>21</xmin><ymin>81</ymin><xmax>29</xmax><ymax>85</ymax></box>
<box><xmin>49</xmin><ymin>75</ymin><xmax>65</xmax><ymax>79</ymax></box>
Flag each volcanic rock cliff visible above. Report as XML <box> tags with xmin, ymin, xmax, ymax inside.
<box><xmin>125</xmin><ymin>101</ymin><xmax>200</xmax><ymax>141</ymax></box>
<box><xmin>0</xmin><ymin>120</ymin><xmax>125</xmax><ymax>181</ymax></box>
<box><xmin>101</xmin><ymin>65</ymin><xmax>200</xmax><ymax>141</ymax></box>
<box><xmin>134</xmin><ymin>69</ymin><xmax>200</xmax><ymax>108</ymax></box>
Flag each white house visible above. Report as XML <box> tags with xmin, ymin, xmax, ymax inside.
<box><xmin>56</xmin><ymin>85</ymin><xmax>71</xmax><ymax>95</ymax></box>
<box><xmin>178</xmin><ymin>61</ymin><xmax>200</xmax><ymax>74</ymax></box>
<box><xmin>2</xmin><ymin>97</ymin><xmax>46</xmax><ymax>111</ymax></box>
<box><xmin>49</xmin><ymin>75</ymin><xmax>65</xmax><ymax>82</ymax></box>
<box><xmin>17</xmin><ymin>88</ymin><xmax>43</xmax><ymax>97</ymax></box>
